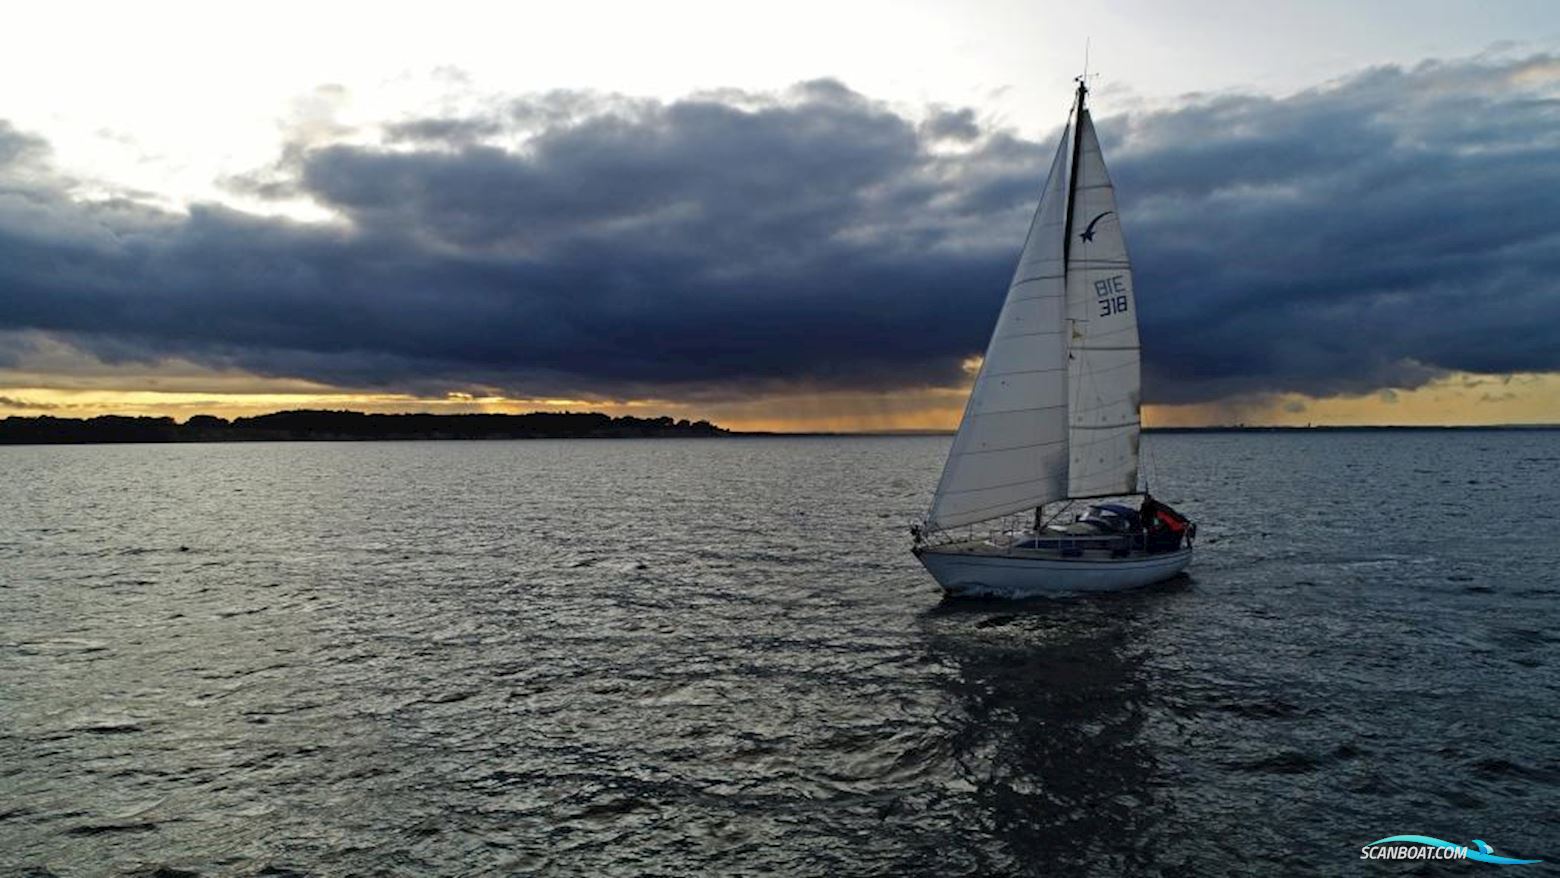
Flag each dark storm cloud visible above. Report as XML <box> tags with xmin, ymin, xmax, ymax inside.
<box><xmin>383</xmin><ymin>117</ymin><xmax>503</xmax><ymax>146</ymax></box>
<box><xmin>1</xmin><ymin>55</ymin><xmax>1558</xmax><ymax>403</ymax></box>
<box><xmin>1104</xmin><ymin>56</ymin><xmax>1560</xmax><ymax>402</ymax></box>
<box><xmin>921</xmin><ymin>107</ymin><xmax>982</xmax><ymax>142</ymax></box>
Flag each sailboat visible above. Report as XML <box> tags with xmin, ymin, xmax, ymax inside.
<box><xmin>912</xmin><ymin>78</ymin><xmax>1195</xmax><ymax>597</ymax></box>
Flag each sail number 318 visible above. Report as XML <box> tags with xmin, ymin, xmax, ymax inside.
<box><xmin>1094</xmin><ymin>275</ymin><xmax>1130</xmax><ymax>317</ymax></box>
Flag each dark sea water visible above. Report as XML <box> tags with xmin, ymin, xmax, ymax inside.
<box><xmin>2</xmin><ymin>431</ymin><xmax>1557</xmax><ymax>876</ymax></box>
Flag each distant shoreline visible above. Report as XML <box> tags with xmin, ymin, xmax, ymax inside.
<box><xmin>0</xmin><ymin>410</ymin><xmax>727</xmax><ymax>446</ymax></box>
<box><xmin>1</xmin><ymin>411</ymin><xmax>1554</xmax><ymax>446</ymax></box>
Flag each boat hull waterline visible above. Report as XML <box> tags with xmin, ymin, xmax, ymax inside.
<box><xmin>916</xmin><ymin>546</ymin><xmax>1192</xmax><ymax>597</ymax></box>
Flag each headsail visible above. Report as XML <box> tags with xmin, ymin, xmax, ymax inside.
<box><xmin>926</xmin><ymin>124</ymin><xmax>1073</xmax><ymax>531</ymax></box>
<box><xmin>1064</xmin><ymin>106</ymin><xmax>1141</xmax><ymax>497</ymax></box>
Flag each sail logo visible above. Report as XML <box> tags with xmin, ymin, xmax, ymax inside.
<box><xmin>1360</xmin><ymin>835</ymin><xmax>1541</xmax><ymax>865</ymax></box>
<box><xmin>1094</xmin><ymin>275</ymin><xmax>1129</xmax><ymax>316</ymax></box>
<box><xmin>1080</xmin><ymin>210</ymin><xmax>1114</xmax><ymax>242</ymax></box>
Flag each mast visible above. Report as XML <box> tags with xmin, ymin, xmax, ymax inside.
<box><xmin>1061</xmin><ymin>77</ymin><xmax>1088</xmax><ymax>267</ymax></box>
<box><xmin>1035</xmin><ymin>77</ymin><xmax>1088</xmax><ymax>531</ymax></box>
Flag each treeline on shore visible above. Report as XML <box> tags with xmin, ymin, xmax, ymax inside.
<box><xmin>0</xmin><ymin>410</ymin><xmax>728</xmax><ymax>445</ymax></box>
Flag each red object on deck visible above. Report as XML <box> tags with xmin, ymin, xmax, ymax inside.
<box><xmin>1155</xmin><ymin>508</ymin><xmax>1187</xmax><ymax>533</ymax></box>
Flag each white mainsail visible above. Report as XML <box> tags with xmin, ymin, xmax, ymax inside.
<box><xmin>1064</xmin><ymin>108</ymin><xmax>1141</xmax><ymax>497</ymax></box>
<box><xmin>925</xmin><ymin>125</ymin><xmax>1073</xmax><ymax>531</ymax></box>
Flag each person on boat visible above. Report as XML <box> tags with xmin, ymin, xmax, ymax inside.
<box><xmin>1141</xmin><ymin>494</ymin><xmax>1190</xmax><ymax>549</ymax></box>
<box><xmin>1140</xmin><ymin>494</ymin><xmax>1162</xmax><ymax>531</ymax></box>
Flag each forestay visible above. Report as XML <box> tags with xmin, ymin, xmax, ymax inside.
<box><xmin>1064</xmin><ymin>109</ymin><xmax>1141</xmax><ymax>497</ymax></box>
<box><xmin>926</xmin><ymin>125</ymin><xmax>1073</xmax><ymax>531</ymax></box>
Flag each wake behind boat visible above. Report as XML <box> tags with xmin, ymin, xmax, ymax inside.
<box><xmin>913</xmin><ymin>77</ymin><xmax>1196</xmax><ymax>597</ymax></box>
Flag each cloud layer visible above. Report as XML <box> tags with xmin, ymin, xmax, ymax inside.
<box><xmin>2</xmin><ymin>53</ymin><xmax>1558</xmax><ymax>405</ymax></box>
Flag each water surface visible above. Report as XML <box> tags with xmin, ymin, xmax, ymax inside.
<box><xmin>2</xmin><ymin>432</ymin><xmax>1556</xmax><ymax>875</ymax></box>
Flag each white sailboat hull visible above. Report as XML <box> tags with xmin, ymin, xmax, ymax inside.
<box><xmin>916</xmin><ymin>545</ymin><xmax>1192</xmax><ymax>597</ymax></box>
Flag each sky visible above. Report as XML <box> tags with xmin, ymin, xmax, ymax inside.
<box><xmin>1</xmin><ymin>0</ymin><xmax>1558</xmax><ymax>430</ymax></box>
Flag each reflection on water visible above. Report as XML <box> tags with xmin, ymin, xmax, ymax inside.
<box><xmin>925</xmin><ymin>589</ymin><xmax>1177</xmax><ymax>875</ymax></box>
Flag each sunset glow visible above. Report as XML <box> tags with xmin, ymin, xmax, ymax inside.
<box><xmin>5</xmin><ymin>369</ymin><xmax>1555</xmax><ymax>432</ymax></box>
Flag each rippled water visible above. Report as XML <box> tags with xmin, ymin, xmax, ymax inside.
<box><xmin>2</xmin><ymin>432</ymin><xmax>1557</xmax><ymax>875</ymax></box>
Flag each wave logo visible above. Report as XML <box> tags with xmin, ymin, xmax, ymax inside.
<box><xmin>1362</xmin><ymin>835</ymin><xmax>1542</xmax><ymax>865</ymax></box>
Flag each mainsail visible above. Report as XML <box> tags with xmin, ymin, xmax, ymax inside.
<box><xmin>1064</xmin><ymin>107</ymin><xmax>1141</xmax><ymax>497</ymax></box>
<box><xmin>925</xmin><ymin>125</ymin><xmax>1073</xmax><ymax>531</ymax></box>
<box><xmin>927</xmin><ymin>83</ymin><xmax>1141</xmax><ymax>532</ymax></box>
